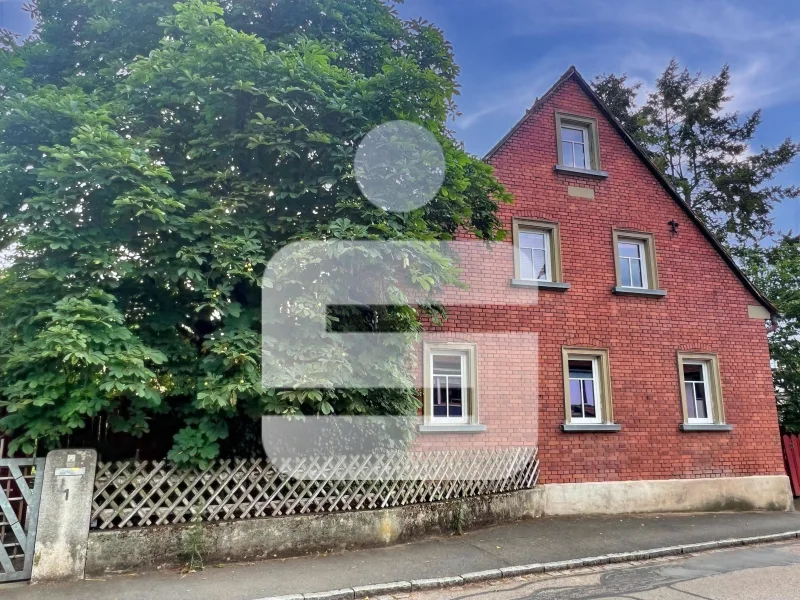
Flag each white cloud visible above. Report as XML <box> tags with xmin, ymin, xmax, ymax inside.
<box><xmin>454</xmin><ymin>0</ymin><xmax>800</xmax><ymax>140</ymax></box>
<box><xmin>457</xmin><ymin>58</ymin><xmax>568</xmax><ymax>129</ymax></box>
<box><xmin>455</xmin><ymin>38</ymin><xmax>669</xmax><ymax>135</ymax></box>
<box><xmin>500</xmin><ymin>0</ymin><xmax>800</xmax><ymax>45</ymax></box>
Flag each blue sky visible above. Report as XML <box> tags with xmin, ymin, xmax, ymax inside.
<box><xmin>395</xmin><ymin>0</ymin><xmax>800</xmax><ymax>234</ymax></box>
<box><xmin>2</xmin><ymin>0</ymin><xmax>799</xmax><ymax>232</ymax></box>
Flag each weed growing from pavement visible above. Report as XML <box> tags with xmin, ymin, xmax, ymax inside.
<box><xmin>181</xmin><ymin>509</ymin><xmax>205</xmax><ymax>573</ymax></box>
<box><xmin>452</xmin><ymin>500</ymin><xmax>469</xmax><ymax>535</ymax></box>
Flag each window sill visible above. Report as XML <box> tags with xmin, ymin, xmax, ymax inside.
<box><xmin>418</xmin><ymin>424</ymin><xmax>488</xmax><ymax>434</ymax></box>
<box><xmin>510</xmin><ymin>279</ymin><xmax>571</xmax><ymax>291</ymax></box>
<box><xmin>679</xmin><ymin>423</ymin><xmax>733</xmax><ymax>432</ymax></box>
<box><xmin>554</xmin><ymin>164</ymin><xmax>609</xmax><ymax>179</ymax></box>
<box><xmin>561</xmin><ymin>423</ymin><xmax>622</xmax><ymax>433</ymax></box>
<box><xmin>612</xmin><ymin>286</ymin><xmax>667</xmax><ymax>298</ymax></box>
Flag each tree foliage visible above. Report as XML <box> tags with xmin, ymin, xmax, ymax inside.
<box><xmin>742</xmin><ymin>238</ymin><xmax>800</xmax><ymax>431</ymax></box>
<box><xmin>0</xmin><ymin>0</ymin><xmax>511</xmax><ymax>463</ymax></box>
<box><xmin>590</xmin><ymin>73</ymin><xmax>649</xmax><ymax>147</ymax></box>
<box><xmin>594</xmin><ymin>59</ymin><xmax>800</xmax><ymax>250</ymax></box>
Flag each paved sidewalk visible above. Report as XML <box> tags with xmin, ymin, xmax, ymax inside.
<box><xmin>4</xmin><ymin>510</ymin><xmax>800</xmax><ymax>600</ymax></box>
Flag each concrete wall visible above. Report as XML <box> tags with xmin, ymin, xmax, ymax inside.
<box><xmin>84</xmin><ymin>475</ymin><xmax>792</xmax><ymax>575</ymax></box>
<box><xmin>85</xmin><ymin>487</ymin><xmax>545</xmax><ymax>575</ymax></box>
<box><xmin>544</xmin><ymin>475</ymin><xmax>793</xmax><ymax>516</ymax></box>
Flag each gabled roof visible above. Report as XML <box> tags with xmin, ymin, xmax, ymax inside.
<box><xmin>484</xmin><ymin>66</ymin><xmax>778</xmax><ymax>316</ymax></box>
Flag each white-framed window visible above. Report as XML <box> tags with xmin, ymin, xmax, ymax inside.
<box><xmin>560</xmin><ymin>125</ymin><xmax>590</xmax><ymax>170</ymax></box>
<box><xmin>430</xmin><ymin>351</ymin><xmax>469</xmax><ymax>424</ymax></box>
<box><xmin>682</xmin><ymin>361</ymin><xmax>712</xmax><ymax>424</ymax></box>
<box><xmin>562</xmin><ymin>347</ymin><xmax>614</xmax><ymax>427</ymax></box>
<box><xmin>568</xmin><ymin>357</ymin><xmax>602</xmax><ymax>424</ymax></box>
<box><xmin>555</xmin><ymin>113</ymin><xmax>600</xmax><ymax>172</ymax></box>
<box><xmin>423</xmin><ymin>342</ymin><xmax>478</xmax><ymax>428</ymax></box>
<box><xmin>518</xmin><ymin>229</ymin><xmax>552</xmax><ymax>282</ymax></box>
<box><xmin>612</xmin><ymin>230</ymin><xmax>660</xmax><ymax>292</ymax></box>
<box><xmin>618</xmin><ymin>239</ymin><xmax>648</xmax><ymax>289</ymax></box>
<box><xmin>512</xmin><ymin>218</ymin><xmax>564</xmax><ymax>285</ymax></box>
<box><xmin>677</xmin><ymin>352</ymin><xmax>726</xmax><ymax>428</ymax></box>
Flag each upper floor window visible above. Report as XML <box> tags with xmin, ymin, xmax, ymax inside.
<box><xmin>519</xmin><ymin>229</ymin><xmax>551</xmax><ymax>281</ymax></box>
<box><xmin>511</xmin><ymin>218</ymin><xmax>567</xmax><ymax>290</ymax></box>
<box><xmin>555</xmin><ymin>112</ymin><xmax>602</xmax><ymax>174</ymax></box>
<box><xmin>618</xmin><ymin>239</ymin><xmax>648</xmax><ymax>288</ymax></box>
<box><xmin>612</xmin><ymin>230</ymin><xmax>665</xmax><ymax>297</ymax></box>
<box><xmin>561</xmin><ymin>125</ymin><xmax>590</xmax><ymax>169</ymax></box>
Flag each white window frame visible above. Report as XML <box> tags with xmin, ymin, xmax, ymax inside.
<box><xmin>618</xmin><ymin>239</ymin><xmax>649</xmax><ymax>289</ymax></box>
<box><xmin>567</xmin><ymin>356</ymin><xmax>603</xmax><ymax>424</ymax></box>
<box><xmin>423</xmin><ymin>342</ymin><xmax>479</xmax><ymax>428</ymax></box>
<box><xmin>562</xmin><ymin>347</ymin><xmax>614</xmax><ymax>427</ymax></box>
<box><xmin>677</xmin><ymin>352</ymin><xmax>726</xmax><ymax>428</ymax></box>
<box><xmin>518</xmin><ymin>228</ymin><xmax>552</xmax><ymax>282</ymax></box>
<box><xmin>683</xmin><ymin>360</ymin><xmax>713</xmax><ymax>425</ymax></box>
<box><xmin>429</xmin><ymin>351</ymin><xmax>469</xmax><ymax>425</ymax></box>
<box><xmin>512</xmin><ymin>218</ymin><xmax>564</xmax><ymax>284</ymax></box>
<box><xmin>560</xmin><ymin>124</ymin><xmax>591</xmax><ymax>169</ymax></box>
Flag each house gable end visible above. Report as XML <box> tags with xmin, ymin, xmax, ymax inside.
<box><xmin>483</xmin><ymin>67</ymin><xmax>777</xmax><ymax>316</ymax></box>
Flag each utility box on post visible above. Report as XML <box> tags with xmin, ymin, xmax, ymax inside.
<box><xmin>31</xmin><ymin>449</ymin><xmax>97</xmax><ymax>583</ymax></box>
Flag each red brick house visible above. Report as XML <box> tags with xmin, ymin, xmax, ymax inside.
<box><xmin>416</xmin><ymin>67</ymin><xmax>791</xmax><ymax>513</ymax></box>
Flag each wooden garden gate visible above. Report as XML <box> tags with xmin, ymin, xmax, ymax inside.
<box><xmin>0</xmin><ymin>458</ymin><xmax>45</xmax><ymax>583</ymax></box>
<box><xmin>783</xmin><ymin>434</ymin><xmax>800</xmax><ymax>497</ymax></box>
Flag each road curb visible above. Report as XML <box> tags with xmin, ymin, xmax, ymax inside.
<box><xmin>410</xmin><ymin>577</ymin><xmax>464</xmax><ymax>591</ymax></box>
<box><xmin>256</xmin><ymin>530</ymin><xmax>800</xmax><ymax>600</ymax></box>
<box><xmin>353</xmin><ymin>582</ymin><xmax>412</xmax><ymax>599</ymax></box>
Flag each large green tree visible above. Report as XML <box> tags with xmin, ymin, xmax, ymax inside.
<box><xmin>0</xmin><ymin>0</ymin><xmax>510</xmax><ymax>463</ymax></box>
<box><xmin>594</xmin><ymin>59</ymin><xmax>800</xmax><ymax>250</ymax></box>
<box><xmin>743</xmin><ymin>238</ymin><xmax>800</xmax><ymax>431</ymax></box>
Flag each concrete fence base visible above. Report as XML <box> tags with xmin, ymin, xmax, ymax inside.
<box><xmin>84</xmin><ymin>474</ymin><xmax>792</xmax><ymax>576</ymax></box>
<box><xmin>86</xmin><ymin>487</ymin><xmax>545</xmax><ymax>575</ymax></box>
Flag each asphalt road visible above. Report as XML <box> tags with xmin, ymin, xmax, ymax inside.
<box><xmin>416</xmin><ymin>540</ymin><xmax>800</xmax><ymax>600</ymax></box>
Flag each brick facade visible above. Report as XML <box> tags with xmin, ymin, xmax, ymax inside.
<box><xmin>418</xmin><ymin>72</ymin><xmax>784</xmax><ymax>486</ymax></box>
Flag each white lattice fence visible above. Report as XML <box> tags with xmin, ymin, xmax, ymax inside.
<box><xmin>91</xmin><ymin>447</ymin><xmax>539</xmax><ymax>530</ymax></box>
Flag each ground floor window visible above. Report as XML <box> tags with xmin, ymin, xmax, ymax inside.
<box><xmin>677</xmin><ymin>352</ymin><xmax>726</xmax><ymax>427</ymax></box>
<box><xmin>423</xmin><ymin>342</ymin><xmax>478</xmax><ymax>428</ymax></box>
<box><xmin>561</xmin><ymin>347</ymin><xmax>614</xmax><ymax>427</ymax></box>
<box><xmin>431</xmin><ymin>353</ymin><xmax>467</xmax><ymax>422</ymax></box>
<box><xmin>568</xmin><ymin>357</ymin><xmax>601</xmax><ymax>422</ymax></box>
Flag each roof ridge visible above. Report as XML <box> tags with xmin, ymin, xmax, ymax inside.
<box><xmin>483</xmin><ymin>66</ymin><xmax>577</xmax><ymax>161</ymax></box>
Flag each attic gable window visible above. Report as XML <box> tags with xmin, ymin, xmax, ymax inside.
<box><xmin>554</xmin><ymin>112</ymin><xmax>607</xmax><ymax>179</ymax></box>
<box><xmin>561</xmin><ymin>125</ymin><xmax>590</xmax><ymax>169</ymax></box>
